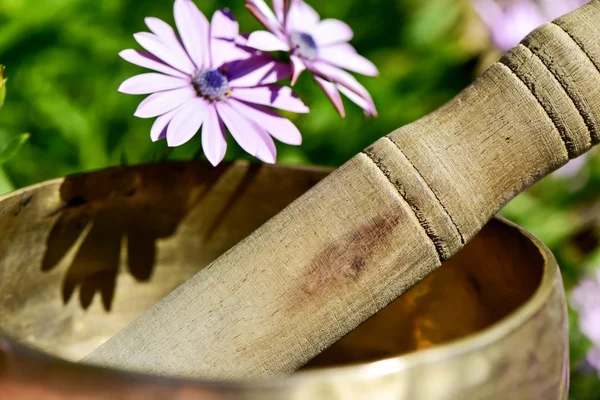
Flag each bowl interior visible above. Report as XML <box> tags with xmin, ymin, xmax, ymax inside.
<box><xmin>0</xmin><ymin>161</ymin><xmax>543</xmax><ymax>373</ymax></box>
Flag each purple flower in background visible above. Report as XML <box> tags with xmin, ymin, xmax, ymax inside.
<box><xmin>472</xmin><ymin>0</ymin><xmax>590</xmax><ymax>52</ymax></box>
<box><xmin>119</xmin><ymin>0</ymin><xmax>308</xmax><ymax>166</ymax></box>
<box><xmin>245</xmin><ymin>0</ymin><xmax>378</xmax><ymax>117</ymax></box>
<box><xmin>571</xmin><ymin>270</ymin><xmax>600</xmax><ymax>377</ymax></box>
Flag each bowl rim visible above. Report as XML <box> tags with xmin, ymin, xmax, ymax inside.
<box><xmin>0</xmin><ymin>162</ymin><xmax>560</xmax><ymax>390</ymax></box>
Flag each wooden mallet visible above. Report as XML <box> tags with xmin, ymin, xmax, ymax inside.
<box><xmin>84</xmin><ymin>1</ymin><xmax>600</xmax><ymax>379</ymax></box>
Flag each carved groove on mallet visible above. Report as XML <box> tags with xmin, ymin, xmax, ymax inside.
<box><xmin>523</xmin><ymin>25</ymin><xmax>600</xmax><ymax>144</ymax></box>
<box><xmin>551</xmin><ymin>22</ymin><xmax>600</xmax><ymax>74</ymax></box>
<box><xmin>384</xmin><ymin>136</ymin><xmax>466</xmax><ymax>247</ymax></box>
<box><xmin>362</xmin><ymin>135</ymin><xmax>465</xmax><ymax>261</ymax></box>
<box><xmin>498</xmin><ymin>58</ymin><xmax>574</xmax><ymax>158</ymax></box>
<box><xmin>361</xmin><ymin>150</ymin><xmax>445</xmax><ymax>262</ymax></box>
<box><xmin>523</xmin><ymin>45</ymin><xmax>596</xmax><ymax>145</ymax></box>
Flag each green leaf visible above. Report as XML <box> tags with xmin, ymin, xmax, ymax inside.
<box><xmin>0</xmin><ymin>167</ymin><xmax>15</xmax><ymax>195</ymax></box>
<box><xmin>0</xmin><ymin>65</ymin><xmax>6</xmax><ymax>109</ymax></box>
<box><xmin>0</xmin><ymin>133</ymin><xmax>30</xmax><ymax>164</ymax></box>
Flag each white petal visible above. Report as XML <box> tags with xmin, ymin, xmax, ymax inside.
<box><xmin>217</xmin><ymin>102</ymin><xmax>277</xmax><ymax>164</ymax></box>
<box><xmin>134</xmin><ymin>32</ymin><xmax>195</xmax><ymax>75</ymax></box>
<box><xmin>229</xmin><ymin>99</ymin><xmax>302</xmax><ymax>145</ymax></box>
<box><xmin>318</xmin><ymin>43</ymin><xmax>378</xmax><ymax>76</ymax></box>
<box><xmin>211</xmin><ymin>9</ymin><xmax>239</xmax><ymax>41</ymax></box>
<box><xmin>151</xmin><ymin>107</ymin><xmax>180</xmax><ymax>142</ymax></box>
<box><xmin>314</xmin><ymin>19</ymin><xmax>354</xmax><ymax>46</ymax></box>
<box><xmin>290</xmin><ymin>55</ymin><xmax>306</xmax><ymax>86</ymax></box>
<box><xmin>134</xmin><ymin>86</ymin><xmax>196</xmax><ymax>118</ymax></box>
<box><xmin>272</xmin><ymin>0</ymin><xmax>286</xmax><ymax>22</ymax></box>
<box><xmin>213</xmin><ymin>41</ymin><xmax>252</xmax><ymax>68</ymax></box>
<box><xmin>310</xmin><ymin>60</ymin><xmax>377</xmax><ymax>116</ymax></box>
<box><xmin>230</xmin><ymin>85</ymin><xmax>309</xmax><ymax>113</ymax></box>
<box><xmin>247</xmin><ymin>0</ymin><xmax>282</xmax><ymax>34</ymax></box>
<box><xmin>310</xmin><ymin>60</ymin><xmax>371</xmax><ymax>99</ymax></box>
<box><xmin>215</xmin><ymin>101</ymin><xmax>259</xmax><ymax>157</ymax></box>
<box><xmin>166</xmin><ymin>97</ymin><xmax>208</xmax><ymax>146</ymax></box>
<box><xmin>253</xmin><ymin>125</ymin><xmax>277</xmax><ymax>164</ymax></box>
<box><xmin>337</xmin><ymin>84</ymin><xmax>377</xmax><ymax>117</ymax></box>
<box><xmin>119</xmin><ymin>49</ymin><xmax>188</xmax><ymax>78</ymax></box>
<box><xmin>314</xmin><ymin>76</ymin><xmax>345</xmax><ymax>117</ymax></box>
<box><xmin>247</xmin><ymin>31</ymin><xmax>290</xmax><ymax>52</ymax></box>
<box><xmin>174</xmin><ymin>0</ymin><xmax>211</xmax><ymax>68</ymax></box>
<box><xmin>119</xmin><ymin>73</ymin><xmax>189</xmax><ymax>95</ymax></box>
<box><xmin>144</xmin><ymin>17</ymin><xmax>196</xmax><ymax>74</ymax></box>
<box><xmin>211</xmin><ymin>9</ymin><xmax>250</xmax><ymax>67</ymax></box>
<box><xmin>227</xmin><ymin>55</ymin><xmax>290</xmax><ymax>87</ymax></box>
<box><xmin>287</xmin><ymin>1</ymin><xmax>320</xmax><ymax>33</ymax></box>
<box><xmin>202</xmin><ymin>105</ymin><xmax>227</xmax><ymax>166</ymax></box>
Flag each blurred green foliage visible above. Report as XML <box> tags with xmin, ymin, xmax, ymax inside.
<box><xmin>0</xmin><ymin>133</ymin><xmax>30</xmax><ymax>164</ymax></box>
<box><xmin>0</xmin><ymin>65</ymin><xmax>29</xmax><ymax>189</ymax></box>
<box><xmin>0</xmin><ymin>65</ymin><xmax>6</xmax><ymax>108</ymax></box>
<box><xmin>0</xmin><ymin>0</ymin><xmax>481</xmax><ymax>189</ymax></box>
<box><xmin>0</xmin><ymin>0</ymin><xmax>598</xmax><ymax>397</ymax></box>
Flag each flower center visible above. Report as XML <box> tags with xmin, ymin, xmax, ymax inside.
<box><xmin>289</xmin><ymin>31</ymin><xmax>318</xmax><ymax>61</ymax></box>
<box><xmin>193</xmin><ymin>69</ymin><xmax>230</xmax><ymax>101</ymax></box>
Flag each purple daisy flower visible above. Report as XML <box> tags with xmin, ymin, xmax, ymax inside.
<box><xmin>571</xmin><ymin>270</ymin><xmax>600</xmax><ymax>377</ymax></box>
<box><xmin>245</xmin><ymin>0</ymin><xmax>378</xmax><ymax>117</ymax></box>
<box><xmin>473</xmin><ymin>0</ymin><xmax>590</xmax><ymax>52</ymax></box>
<box><xmin>119</xmin><ymin>0</ymin><xmax>309</xmax><ymax>166</ymax></box>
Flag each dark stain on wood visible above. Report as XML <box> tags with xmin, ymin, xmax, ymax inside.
<box><xmin>18</xmin><ymin>195</ymin><xmax>32</xmax><ymax>207</ymax></box>
<box><xmin>291</xmin><ymin>211</ymin><xmax>402</xmax><ymax>309</ymax></box>
<box><xmin>12</xmin><ymin>194</ymin><xmax>33</xmax><ymax>216</ymax></box>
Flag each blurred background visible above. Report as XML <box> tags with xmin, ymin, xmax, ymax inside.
<box><xmin>0</xmin><ymin>0</ymin><xmax>598</xmax><ymax>398</ymax></box>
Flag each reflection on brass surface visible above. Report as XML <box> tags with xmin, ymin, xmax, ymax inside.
<box><xmin>0</xmin><ymin>162</ymin><xmax>568</xmax><ymax>399</ymax></box>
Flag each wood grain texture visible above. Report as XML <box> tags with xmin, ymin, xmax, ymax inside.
<box><xmin>84</xmin><ymin>0</ymin><xmax>600</xmax><ymax>379</ymax></box>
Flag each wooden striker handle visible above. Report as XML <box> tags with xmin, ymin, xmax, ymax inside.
<box><xmin>84</xmin><ymin>1</ymin><xmax>600</xmax><ymax>379</ymax></box>
<box><xmin>368</xmin><ymin>3</ymin><xmax>600</xmax><ymax>260</ymax></box>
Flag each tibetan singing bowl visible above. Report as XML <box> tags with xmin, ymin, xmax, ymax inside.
<box><xmin>0</xmin><ymin>161</ymin><xmax>568</xmax><ymax>399</ymax></box>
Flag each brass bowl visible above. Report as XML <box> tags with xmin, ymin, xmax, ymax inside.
<box><xmin>0</xmin><ymin>161</ymin><xmax>568</xmax><ymax>399</ymax></box>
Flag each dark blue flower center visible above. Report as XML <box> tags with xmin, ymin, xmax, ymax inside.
<box><xmin>193</xmin><ymin>69</ymin><xmax>230</xmax><ymax>101</ymax></box>
<box><xmin>290</xmin><ymin>31</ymin><xmax>319</xmax><ymax>61</ymax></box>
